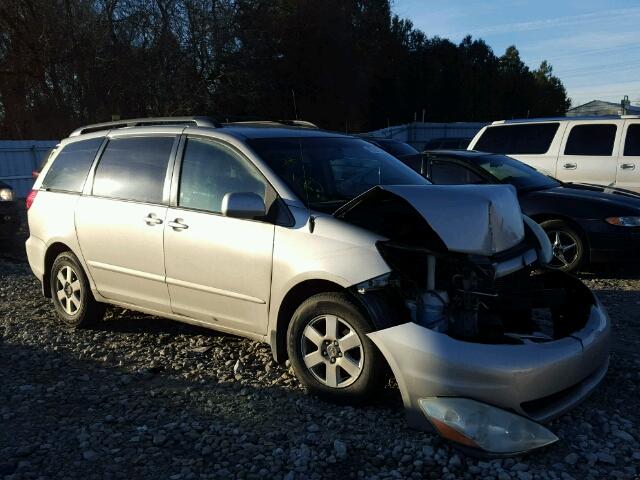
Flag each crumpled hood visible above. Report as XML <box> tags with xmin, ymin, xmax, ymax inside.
<box><xmin>334</xmin><ymin>184</ymin><xmax>525</xmax><ymax>256</ymax></box>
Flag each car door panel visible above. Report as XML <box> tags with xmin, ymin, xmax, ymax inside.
<box><xmin>556</xmin><ymin>121</ymin><xmax>621</xmax><ymax>186</ymax></box>
<box><xmin>615</xmin><ymin>121</ymin><xmax>640</xmax><ymax>192</ymax></box>
<box><xmin>164</xmin><ymin>210</ymin><xmax>274</xmax><ymax>333</ymax></box>
<box><xmin>75</xmin><ymin>196</ymin><xmax>170</xmax><ymax>311</ymax></box>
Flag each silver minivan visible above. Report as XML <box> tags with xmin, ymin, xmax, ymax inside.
<box><xmin>26</xmin><ymin>117</ymin><xmax>610</xmax><ymax>455</ymax></box>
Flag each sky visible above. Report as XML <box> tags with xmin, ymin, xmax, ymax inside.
<box><xmin>392</xmin><ymin>0</ymin><xmax>640</xmax><ymax>108</ymax></box>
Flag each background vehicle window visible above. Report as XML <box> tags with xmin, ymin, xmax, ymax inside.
<box><xmin>179</xmin><ymin>138</ymin><xmax>266</xmax><ymax>213</ymax></box>
<box><xmin>565</xmin><ymin>124</ymin><xmax>616</xmax><ymax>156</ymax></box>
<box><xmin>430</xmin><ymin>161</ymin><xmax>483</xmax><ymax>185</ymax></box>
<box><xmin>41</xmin><ymin>138</ymin><xmax>103</xmax><ymax>192</ymax></box>
<box><xmin>474</xmin><ymin>123</ymin><xmax>559</xmax><ymax>154</ymax></box>
<box><xmin>624</xmin><ymin>124</ymin><xmax>640</xmax><ymax>156</ymax></box>
<box><xmin>93</xmin><ymin>136</ymin><xmax>174</xmax><ymax>203</ymax></box>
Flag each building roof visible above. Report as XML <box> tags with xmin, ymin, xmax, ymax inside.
<box><xmin>567</xmin><ymin>99</ymin><xmax>640</xmax><ymax>116</ymax></box>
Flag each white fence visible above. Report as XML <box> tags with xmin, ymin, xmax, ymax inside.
<box><xmin>0</xmin><ymin>141</ymin><xmax>59</xmax><ymax>198</ymax></box>
<box><xmin>367</xmin><ymin>122</ymin><xmax>487</xmax><ymax>151</ymax></box>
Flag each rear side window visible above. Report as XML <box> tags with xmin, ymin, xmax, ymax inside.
<box><xmin>624</xmin><ymin>124</ymin><xmax>640</xmax><ymax>156</ymax></box>
<box><xmin>41</xmin><ymin>138</ymin><xmax>103</xmax><ymax>192</ymax></box>
<box><xmin>92</xmin><ymin>136</ymin><xmax>175</xmax><ymax>203</ymax></box>
<box><xmin>474</xmin><ymin>123</ymin><xmax>559</xmax><ymax>154</ymax></box>
<box><xmin>430</xmin><ymin>161</ymin><xmax>483</xmax><ymax>185</ymax></box>
<box><xmin>565</xmin><ymin>124</ymin><xmax>617</xmax><ymax>156</ymax></box>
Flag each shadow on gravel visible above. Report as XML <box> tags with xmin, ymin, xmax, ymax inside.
<box><xmin>0</xmin><ymin>338</ymin><xmax>406</xmax><ymax>479</ymax></box>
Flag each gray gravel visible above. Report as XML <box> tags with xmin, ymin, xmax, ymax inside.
<box><xmin>1</xmin><ymin>252</ymin><xmax>639</xmax><ymax>479</ymax></box>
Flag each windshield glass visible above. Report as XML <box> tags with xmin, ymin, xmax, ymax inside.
<box><xmin>474</xmin><ymin>154</ymin><xmax>559</xmax><ymax>190</ymax></box>
<box><xmin>375</xmin><ymin>139</ymin><xmax>419</xmax><ymax>157</ymax></box>
<box><xmin>249</xmin><ymin>137</ymin><xmax>430</xmax><ymax>212</ymax></box>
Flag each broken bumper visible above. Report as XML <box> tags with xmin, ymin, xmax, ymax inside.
<box><xmin>367</xmin><ymin>295</ymin><xmax>610</xmax><ymax>431</ymax></box>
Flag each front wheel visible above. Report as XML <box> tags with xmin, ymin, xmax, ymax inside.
<box><xmin>287</xmin><ymin>292</ymin><xmax>386</xmax><ymax>404</ymax></box>
<box><xmin>540</xmin><ymin>219</ymin><xmax>585</xmax><ymax>273</ymax></box>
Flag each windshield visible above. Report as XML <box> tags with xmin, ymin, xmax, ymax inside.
<box><xmin>375</xmin><ymin>139</ymin><xmax>419</xmax><ymax>157</ymax></box>
<box><xmin>474</xmin><ymin>154</ymin><xmax>559</xmax><ymax>190</ymax></box>
<box><xmin>249</xmin><ymin>137</ymin><xmax>430</xmax><ymax>212</ymax></box>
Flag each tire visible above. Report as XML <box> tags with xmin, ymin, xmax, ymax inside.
<box><xmin>286</xmin><ymin>292</ymin><xmax>386</xmax><ymax>404</ymax></box>
<box><xmin>539</xmin><ymin>219</ymin><xmax>585</xmax><ymax>273</ymax></box>
<box><xmin>50</xmin><ymin>251</ymin><xmax>105</xmax><ymax>328</ymax></box>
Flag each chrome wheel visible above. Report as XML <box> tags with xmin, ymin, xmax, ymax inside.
<box><xmin>55</xmin><ymin>265</ymin><xmax>82</xmax><ymax>315</ymax></box>
<box><xmin>547</xmin><ymin>230</ymin><xmax>579</xmax><ymax>269</ymax></box>
<box><xmin>301</xmin><ymin>314</ymin><xmax>364</xmax><ymax>388</ymax></box>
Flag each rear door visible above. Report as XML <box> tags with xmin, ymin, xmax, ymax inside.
<box><xmin>163</xmin><ymin>135</ymin><xmax>275</xmax><ymax>334</ymax></box>
<box><xmin>556</xmin><ymin>121</ymin><xmax>621</xmax><ymax>186</ymax></box>
<box><xmin>615</xmin><ymin>120</ymin><xmax>640</xmax><ymax>191</ymax></box>
<box><xmin>75</xmin><ymin>133</ymin><xmax>178</xmax><ymax>312</ymax></box>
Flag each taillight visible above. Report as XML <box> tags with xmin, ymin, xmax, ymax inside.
<box><xmin>26</xmin><ymin>189</ymin><xmax>38</xmax><ymax>210</ymax></box>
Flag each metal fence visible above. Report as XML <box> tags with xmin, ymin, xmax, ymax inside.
<box><xmin>366</xmin><ymin>122</ymin><xmax>487</xmax><ymax>151</ymax></box>
<box><xmin>0</xmin><ymin>140</ymin><xmax>59</xmax><ymax>198</ymax></box>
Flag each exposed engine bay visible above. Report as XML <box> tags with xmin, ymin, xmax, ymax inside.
<box><xmin>336</xmin><ymin>184</ymin><xmax>592</xmax><ymax>344</ymax></box>
<box><xmin>372</xmin><ymin>243</ymin><xmax>592</xmax><ymax>344</ymax></box>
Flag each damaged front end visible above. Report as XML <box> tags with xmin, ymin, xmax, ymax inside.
<box><xmin>336</xmin><ymin>185</ymin><xmax>610</xmax><ymax>456</ymax></box>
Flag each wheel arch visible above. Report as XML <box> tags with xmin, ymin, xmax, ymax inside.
<box><xmin>42</xmin><ymin>242</ymin><xmax>77</xmax><ymax>298</ymax></box>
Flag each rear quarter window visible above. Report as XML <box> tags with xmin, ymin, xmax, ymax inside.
<box><xmin>41</xmin><ymin>138</ymin><xmax>103</xmax><ymax>193</ymax></box>
<box><xmin>475</xmin><ymin>123</ymin><xmax>559</xmax><ymax>154</ymax></box>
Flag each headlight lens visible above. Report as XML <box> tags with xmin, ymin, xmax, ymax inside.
<box><xmin>0</xmin><ymin>188</ymin><xmax>13</xmax><ymax>201</ymax></box>
<box><xmin>419</xmin><ymin>397</ymin><xmax>558</xmax><ymax>454</ymax></box>
<box><xmin>605</xmin><ymin>216</ymin><xmax>640</xmax><ymax>227</ymax></box>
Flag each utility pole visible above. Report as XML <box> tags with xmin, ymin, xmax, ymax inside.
<box><xmin>621</xmin><ymin>95</ymin><xmax>631</xmax><ymax>115</ymax></box>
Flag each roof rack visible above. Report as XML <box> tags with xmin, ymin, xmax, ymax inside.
<box><xmin>69</xmin><ymin>116</ymin><xmax>221</xmax><ymax>137</ymax></box>
<box><xmin>492</xmin><ymin>114</ymin><xmax>640</xmax><ymax>125</ymax></box>
<box><xmin>226</xmin><ymin>119</ymin><xmax>319</xmax><ymax>129</ymax></box>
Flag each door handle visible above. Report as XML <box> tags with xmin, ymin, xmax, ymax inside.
<box><xmin>168</xmin><ymin>218</ymin><xmax>189</xmax><ymax>230</ymax></box>
<box><xmin>563</xmin><ymin>163</ymin><xmax>577</xmax><ymax>170</ymax></box>
<box><xmin>620</xmin><ymin>163</ymin><xmax>636</xmax><ymax>170</ymax></box>
<box><xmin>145</xmin><ymin>213</ymin><xmax>163</xmax><ymax>225</ymax></box>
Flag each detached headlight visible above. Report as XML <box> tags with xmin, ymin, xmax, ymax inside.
<box><xmin>419</xmin><ymin>397</ymin><xmax>558</xmax><ymax>455</ymax></box>
<box><xmin>605</xmin><ymin>216</ymin><xmax>640</xmax><ymax>227</ymax></box>
<box><xmin>0</xmin><ymin>188</ymin><xmax>13</xmax><ymax>201</ymax></box>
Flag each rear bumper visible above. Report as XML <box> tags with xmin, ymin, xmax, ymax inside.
<box><xmin>26</xmin><ymin>235</ymin><xmax>46</xmax><ymax>283</ymax></box>
<box><xmin>581</xmin><ymin>219</ymin><xmax>640</xmax><ymax>263</ymax></box>
<box><xmin>368</xmin><ymin>290</ymin><xmax>610</xmax><ymax>430</ymax></box>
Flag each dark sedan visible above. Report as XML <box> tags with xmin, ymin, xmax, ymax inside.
<box><xmin>411</xmin><ymin>150</ymin><xmax>640</xmax><ymax>272</ymax></box>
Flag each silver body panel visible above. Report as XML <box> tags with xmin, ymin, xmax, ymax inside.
<box><xmin>26</xmin><ymin>122</ymin><xmax>610</xmax><ymax>435</ymax></box>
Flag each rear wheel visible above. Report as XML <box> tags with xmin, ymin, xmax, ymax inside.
<box><xmin>50</xmin><ymin>251</ymin><xmax>105</xmax><ymax>327</ymax></box>
<box><xmin>287</xmin><ymin>292</ymin><xmax>386</xmax><ymax>404</ymax></box>
<box><xmin>540</xmin><ymin>220</ymin><xmax>585</xmax><ymax>273</ymax></box>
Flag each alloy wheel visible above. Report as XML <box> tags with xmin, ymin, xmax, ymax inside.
<box><xmin>546</xmin><ymin>230</ymin><xmax>579</xmax><ymax>269</ymax></box>
<box><xmin>55</xmin><ymin>265</ymin><xmax>82</xmax><ymax>315</ymax></box>
<box><xmin>300</xmin><ymin>314</ymin><xmax>364</xmax><ymax>388</ymax></box>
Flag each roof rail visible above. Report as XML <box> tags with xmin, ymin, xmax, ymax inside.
<box><xmin>226</xmin><ymin>119</ymin><xmax>319</xmax><ymax>129</ymax></box>
<box><xmin>491</xmin><ymin>114</ymin><xmax>640</xmax><ymax>125</ymax></box>
<box><xmin>69</xmin><ymin>116</ymin><xmax>222</xmax><ymax>137</ymax></box>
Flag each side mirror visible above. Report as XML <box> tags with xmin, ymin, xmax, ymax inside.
<box><xmin>221</xmin><ymin>192</ymin><xmax>266</xmax><ymax>219</ymax></box>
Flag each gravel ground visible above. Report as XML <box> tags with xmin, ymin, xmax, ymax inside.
<box><xmin>1</xmin><ymin>242</ymin><xmax>639</xmax><ymax>479</ymax></box>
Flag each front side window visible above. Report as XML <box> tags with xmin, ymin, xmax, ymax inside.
<box><xmin>41</xmin><ymin>138</ymin><xmax>103</xmax><ymax>192</ymax></box>
<box><xmin>249</xmin><ymin>137</ymin><xmax>428</xmax><ymax>213</ymax></box>
<box><xmin>92</xmin><ymin>136</ymin><xmax>175</xmax><ymax>203</ymax></box>
<box><xmin>179</xmin><ymin>137</ymin><xmax>266</xmax><ymax>213</ymax></box>
<box><xmin>624</xmin><ymin>124</ymin><xmax>640</xmax><ymax>156</ymax></box>
<box><xmin>474</xmin><ymin>123</ymin><xmax>559</xmax><ymax>154</ymax></box>
<box><xmin>430</xmin><ymin>161</ymin><xmax>483</xmax><ymax>185</ymax></box>
<box><xmin>565</xmin><ymin>124</ymin><xmax>617</xmax><ymax>156</ymax></box>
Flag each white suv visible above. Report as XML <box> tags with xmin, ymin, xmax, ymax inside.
<box><xmin>468</xmin><ymin>115</ymin><xmax>640</xmax><ymax>191</ymax></box>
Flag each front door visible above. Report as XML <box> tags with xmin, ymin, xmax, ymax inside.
<box><xmin>75</xmin><ymin>134</ymin><xmax>177</xmax><ymax>312</ymax></box>
<box><xmin>163</xmin><ymin>136</ymin><xmax>275</xmax><ymax>334</ymax></box>
<box><xmin>556</xmin><ymin>121</ymin><xmax>621</xmax><ymax>186</ymax></box>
